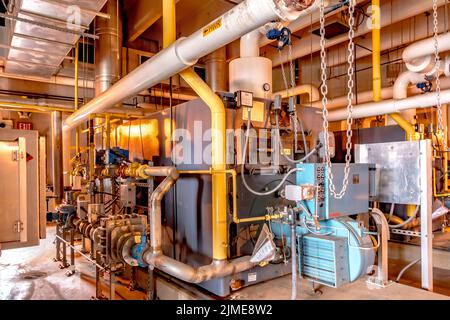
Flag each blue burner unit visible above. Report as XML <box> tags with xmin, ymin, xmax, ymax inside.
<box><xmin>271</xmin><ymin>163</ymin><xmax>375</xmax><ymax>288</ymax></box>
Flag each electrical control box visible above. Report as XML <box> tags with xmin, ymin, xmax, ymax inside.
<box><xmin>296</xmin><ymin>163</ymin><xmax>372</xmax><ymax>220</ymax></box>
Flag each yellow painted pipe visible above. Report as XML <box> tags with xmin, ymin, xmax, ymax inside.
<box><xmin>163</xmin><ymin>0</ymin><xmax>228</xmax><ymax>260</ymax></box>
<box><xmin>371</xmin><ymin>1</ymin><xmax>417</xmax><ymax>216</ymax></box>
<box><xmin>372</xmin><ymin>0</ymin><xmax>381</xmax><ymax>103</ymax></box>
<box><xmin>105</xmin><ymin>114</ymin><xmax>111</xmax><ymax>150</ymax></box>
<box><xmin>433</xmin><ymin>168</ymin><xmax>450</xmax><ymax>197</ymax></box>
<box><xmin>371</xmin><ymin>1</ymin><xmax>415</xmax><ymax>140</ymax></box>
<box><xmin>180</xmin><ymin>69</ymin><xmax>228</xmax><ymax>260</ymax></box>
<box><xmin>75</xmin><ymin>42</ymin><xmax>81</xmax><ymax>155</ymax></box>
<box><xmin>162</xmin><ymin>0</ymin><xmax>176</xmax><ymax>49</ymax></box>
<box><xmin>0</xmin><ymin>101</ymin><xmax>69</xmax><ymax>113</ymax></box>
<box><xmin>88</xmin><ymin>116</ymin><xmax>96</xmax><ymax>181</ymax></box>
<box><xmin>179</xmin><ymin>169</ymin><xmax>282</xmax><ymax>224</ymax></box>
<box><xmin>389</xmin><ymin>113</ymin><xmax>418</xmax><ymax>141</ymax></box>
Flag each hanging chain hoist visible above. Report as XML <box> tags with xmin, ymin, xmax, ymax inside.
<box><xmin>433</xmin><ymin>0</ymin><xmax>447</xmax><ymax>149</ymax></box>
<box><xmin>319</xmin><ymin>0</ymin><xmax>356</xmax><ymax>199</ymax></box>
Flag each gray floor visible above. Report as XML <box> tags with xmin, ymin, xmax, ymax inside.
<box><xmin>0</xmin><ymin>226</ymin><xmax>448</xmax><ymax>300</ymax></box>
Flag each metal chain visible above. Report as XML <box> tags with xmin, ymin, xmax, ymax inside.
<box><xmin>319</xmin><ymin>0</ymin><xmax>356</xmax><ymax>199</ymax></box>
<box><xmin>278</xmin><ymin>34</ymin><xmax>297</xmax><ymax>97</ymax></box>
<box><xmin>433</xmin><ymin>0</ymin><xmax>446</xmax><ymax>149</ymax></box>
<box><xmin>279</xmin><ymin>50</ymin><xmax>291</xmax><ymax>96</ymax></box>
<box><xmin>289</xmin><ymin>44</ymin><xmax>296</xmax><ymax>89</ymax></box>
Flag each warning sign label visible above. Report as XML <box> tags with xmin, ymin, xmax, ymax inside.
<box><xmin>203</xmin><ymin>18</ymin><xmax>222</xmax><ymax>37</ymax></box>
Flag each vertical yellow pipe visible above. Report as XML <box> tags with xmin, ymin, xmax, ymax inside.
<box><xmin>372</xmin><ymin>0</ymin><xmax>381</xmax><ymax>103</ymax></box>
<box><xmin>372</xmin><ymin>1</ymin><xmax>415</xmax><ymax>216</ymax></box>
<box><xmin>74</xmin><ymin>42</ymin><xmax>81</xmax><ymax>154</ymax></box>
<box><xmin>179</xmin><ymin>69</ymin><xmax>228</xmax><ymax>261</ymax></box>
<box><xmin>162</xmin><ymin>0</ymin><xmax>176</xmax><ymax>49</ymax></box>
<box><xmin>89</xmin><ymin>116</ymin><xmax>96</xmax><ymax>181</ymax></box>
<box><xmin>163</xmin><ymin>0</ymin><xmax>228</xmax><ymax>260</ymax></box>
<box><xmin>105</xmin><ymin>114</ymin><xmax>111</xmax><ymax>149</ymax></box>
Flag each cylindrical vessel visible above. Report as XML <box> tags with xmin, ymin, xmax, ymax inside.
<box><xmin>95</xmin><ymin>0</ymin><xmax>122</xmax><ymax>96</ymax></box>
<box><xmin>51</xmin><ymin>111</ymin><xmax>64</xmax><ymax>203</ymax></box>
<box><xmin>205</xmin><ymin>47</ymin><xmax>228</xmax><ymax>93</ymax></box>
<box><xmin>229</xmin><ymin>57</ymin><xmax>272</xmax><ymax>98</ymax></box>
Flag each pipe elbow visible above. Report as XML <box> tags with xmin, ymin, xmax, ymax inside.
<box><xmin>393</xmin><ymin>71</ymin><xmax>425</xmax><ymax>100</ymax></box>
<box><xmin>143</xmin><ymin>253</ymin><xmax>256</xmax><ymax>284</ymax></box>
<box><xmin>274</xmin><ymin>84</ymin><xmax>320</xmax><ymax>103</ymax></box>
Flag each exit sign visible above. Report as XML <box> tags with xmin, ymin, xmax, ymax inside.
<box><xmin>17</xmin><ymin>122</ymin><xmax>33</xmax><ymax>130</ymax></box>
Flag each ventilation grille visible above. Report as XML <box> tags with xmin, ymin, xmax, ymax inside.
<box><xmin>298</xmin><ymin>234</ymin><xmax>350</xmax><ymax>288</ymax></box>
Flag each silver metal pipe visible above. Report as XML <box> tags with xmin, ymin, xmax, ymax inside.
<box><xmin>138</xmin><ymin>166</ymin><xmax>179</xmax><ymax>254</ymax></box>
<box><xmin>51</xmin><ymin>111</ymin><xmax>64</xmax><ymax>203</ymax></box>
<box><xmin>370</xmin><ymin>208</ymin><xmax>390</xmax><ymax>286</ymax></box>
<box><xmin>143</xmin><ymin>254</ymin><xmax>256</xmax><ymax>284</ymax></box>
<box><xmin>138</xmin><ymin>165</ymin><xmax>258</xmax><ymax>283</ymax></box>
<box><xmin>205</xmin><ymin>47</ymin><xmax>228</xmax><ymax>93</ymax></box>
<box><xmin>95</xmin><ymin>0</ymin><xmax>122</xmax><ymax>96</ymax></box>
<box><xmin>291</xmin><ymin>224</ymin><xmax>297</xmax><ymax>300</ymax></box>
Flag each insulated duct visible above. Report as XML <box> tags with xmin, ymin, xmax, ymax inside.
<box><xmin>95</xmin><ymin>0</ymin><xmax>122</xmax><ymax>96</ymax></box>
<box><xmin>327</xmin><ymin>88</ymin><xmax>450</xmax><ymax>121</ymax></box>
<box><xmin>64</xmin><ymin>0</ymin><xmax>316</xmax><ymax>130</ymax></box>
<box><xmin>205</xmin><ymin>47</ymin><xmax>228</xmax><ymax>93</ymax></box>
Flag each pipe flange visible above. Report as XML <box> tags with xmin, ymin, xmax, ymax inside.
<box><xmin>85</xmin><ymin>224</ymin><xmax>93</xmax><ymax>238</ymax></box>
<box><xmin>121</xmin><ymin>233</ymin><xmax>148</xmax><ymax>268</ymax></box>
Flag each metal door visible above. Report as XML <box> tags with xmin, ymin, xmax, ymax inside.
<box><xmin>0</xmin><ymin>138</ymin><xmax>27</xmax><ymax>243</ymax></box>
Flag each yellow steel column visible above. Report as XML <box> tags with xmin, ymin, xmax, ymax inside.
<box><xmin>163</xmin><ymin>0</ymin><xmax>228</xmax><ymax>260</ymax></box>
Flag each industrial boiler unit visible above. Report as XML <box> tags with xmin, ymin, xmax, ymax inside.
<box><xmin>0</xmin><ymin>0</ymin><xmax>448</xmax><ymax>302</ymax></box>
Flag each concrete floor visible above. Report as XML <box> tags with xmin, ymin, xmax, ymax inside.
<box><xmin>0</xmin><ymin>226</ymin><xmax>448</xmax><ymax>300</ymax></box>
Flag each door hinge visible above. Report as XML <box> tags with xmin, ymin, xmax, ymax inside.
<box><xmin>11</xmin><ymin>150</ymin><xmax>19</xmax><ymax>161</ymax></box>
<box><xmin>13</xmin><ymin>221</ymin><xmax>24</xmax><ymax>233</ymax></box>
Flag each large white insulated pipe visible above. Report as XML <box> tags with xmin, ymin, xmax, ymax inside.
<box><xmin>393</xmin><ymin>71</ymin><xmax>426</xmax><ymax>100</ymax></box>
<box><xmin>311</xmin><ymin>76</ymin><xmax>450</xmax><ymax>109</ymax></box>
<box><xmin>403</xmin><ymin>33</ymin><xmax>450</xmax><ymax>73</ymax></box>
<box><xmin>390</xmin><ymin>71</ymin><xmax>426</xmax><ymax>123</ymax></box>
<box><xmin>240</xmin><ymin>29</ymin><xmax>261</xmax><ymax>58</ymax></box>
<box><xmin>272</xmin><ymin>0</ymin><xmax>449</xmax><ymax>67</ymax></box>
<box><xmin>327</xmin><ymin>89</ymin><xmax>450</xmax><ymax>122</ymax></box>
<box><xmin>64</xmin><ymin>0</ymin><xmax>314</xmax><ymax>130</ymax></box>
